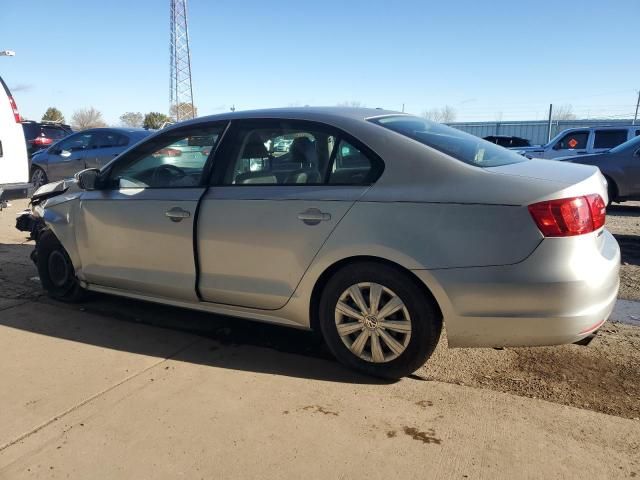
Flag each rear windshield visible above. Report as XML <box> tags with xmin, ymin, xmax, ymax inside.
<box><xmin>370</xmin><ymin>115</ymin><xmax>529</xmax><ymax>167</ymax></box>
<box><xmin>42</xmin><ymin>126</ymin><xmax>69</xmax><ymax>139</ymax></box>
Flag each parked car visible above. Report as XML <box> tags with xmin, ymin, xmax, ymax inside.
<box><xmin>22</xmin><ymin>120</ymin><xmax>72</xmax><ymax>158</ymax></box>
<box><xmin>483</xmin><ymin>135</ymin><xmax>531</xmax><ymax>148</ymax></box>
<box><xmin>558</xmin><ymin>134</ymin><xmax>640</xmax><ymax>204</ymax></box>
<box><xmin>516</xmin><ymin>125</ymin><xmax>640</xmax><ymax>159</ymax></box>
<box><xmin>30</xmin><ymin>127</ymin><xmax>152</xmax><ymax>188</ymax></box>
<box><xmin>0</xmin><ymin>74</ymin><xmax>30</xmax><ymax>203</ymax></box>
<box><xmin>17</xmin><ymin>108</ymin><xmax>619</xmax><ymax>378</ymax></box>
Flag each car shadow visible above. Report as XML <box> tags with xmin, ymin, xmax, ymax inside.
<box><xmin>0</xmin><ymin>242</ymin><xmax>393</xmax><ymax>385</ymax></box>
<box><xmin>614</xmin><ymin>234</ymin><xmax>640</xmax><ymax>267</ymax></box>
<box><xmin>608</xmin><ymin>203</ymin><xmax>640</xmax><ymax>218</ymax></box>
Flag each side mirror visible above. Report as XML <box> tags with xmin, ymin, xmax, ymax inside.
<box><xmin>75</xmin><ymin>168</ymin><xmax>100</xmax><ymax>191</ymax></box>
<box><xmin>59</xmin><ymin>149</ymin><xmax>71</xmax><ymax>158</ymax></box>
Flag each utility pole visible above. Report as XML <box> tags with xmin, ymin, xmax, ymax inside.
<box><xmin>633</xmin><ymin>90</ymin><xmax>640</xmax><ymax>126</ymax></box>
<box><xmin>170</xmin><ymin>0</ymin><xmax>195</xmax><ymax>122</ymax></box>
<box><xmin>546</xmin><ymin>104</ymin><xmax>553</xmax><ymax>143</ymax></box>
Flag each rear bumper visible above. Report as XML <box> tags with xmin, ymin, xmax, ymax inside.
<box><xmin>414</xmin><ymin>229</ymin><xmax>620</xmax><ymax>348</ymax></box>
<box><xmin>0</xmin><ymin>182</ymin><xmax>32</xmax><ymax>202</ymax></box>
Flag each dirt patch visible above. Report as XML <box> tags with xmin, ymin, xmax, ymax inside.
<box><xmin>302</xmin><ymin>405</ymin><xmax>339</xmax><ymax>416</ymax></box>
<box><xmin>423</xmin><ymin>322</ymin><xmax>640</xmax><ymax>419</ymax></box>
<box><xmin>402</xmin><ymin>426</ymin><xmax>442</xmax><ymax>445</ymax></box>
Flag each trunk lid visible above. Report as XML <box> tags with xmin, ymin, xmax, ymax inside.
<box><xmin>486</xmin><ymin>159</ymin><xmax>609</xmax><ymax>204</ymax></box>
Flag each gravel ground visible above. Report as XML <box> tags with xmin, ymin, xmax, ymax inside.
<box><xmin>422</xmin><ymin>201</ymin><xmax>640</xmax><ymax>420</ymax></box>
<box><xmin>1</xmin><ymin>199</ymin><xmax>639</xmax><ymax>421</ymax></box>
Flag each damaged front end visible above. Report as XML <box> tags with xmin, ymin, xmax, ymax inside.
<box><xmin>15</xmin><ymin>180</ymin><xmax>74</xmax><ymax>242</ymax></box>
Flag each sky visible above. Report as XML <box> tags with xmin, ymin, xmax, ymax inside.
<box><xmin>1</xmin><ymin>0</ymin><xmax>639</xmax><ymax>125</ymax></box>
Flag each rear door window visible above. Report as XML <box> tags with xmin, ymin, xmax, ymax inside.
<box><xmin>220</xmin><ymin>120</ymin><xmax>383</xmax><ymax>186</ymax></box>
<box><xmin>593</xmin><ymin>129</ymin><xmax>628</xmax><ymax>149</ymax></box>
<box><xmin>554</xmin><ymin>131</ymin><xmax>588</xmax><ymax>150</ymax></box>
<box><xmin>92</xmin><ymin>131</ymin><xmax>129</xmax><ymax>148</ymax></box>
<box><xmin>329</xmin><ymin>141</ymin><xmax>376</xmax><ymax>185</ymax></box>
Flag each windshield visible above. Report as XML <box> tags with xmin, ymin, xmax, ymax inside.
<box><xmin>371</xmin><ymin>115</ymin><xmax>529</xmax><ymax>167</ymax></box>
<box><xmin>609</xmin><ymin>134</ymin><xmax>640</xmax><ymax>154</ymax></box>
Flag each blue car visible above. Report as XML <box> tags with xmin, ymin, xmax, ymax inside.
<box><xmin>30</xmin><ymin>127</ymin><xmax>152</xmax><ymax>188</ymax></box>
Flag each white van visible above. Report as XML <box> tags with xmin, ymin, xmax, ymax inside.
<box><xmin>0</xmin><ymin>75</ymin><xmax>30</xmax><ymax>204</ymax></box>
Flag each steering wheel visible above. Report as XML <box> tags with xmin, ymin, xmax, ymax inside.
<box><xmin>151</xmin><ymin>164</ymin><xmax>186</xmax><ymax>186</ymax></box>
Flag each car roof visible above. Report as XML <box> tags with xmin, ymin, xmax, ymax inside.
<box><xmin>172</xmin><ymin>107</ymin><xmax>404</xmax><ymax>128</ymax></box>
<box><xmin>562</xmin><ymin>125</ymin><xmax>638</xmax><ymax>132</ymax></box>
<box><xmin>80</xmin><ymin>127</ymin><xmax>150</xmax><ymax>134</ymax></box>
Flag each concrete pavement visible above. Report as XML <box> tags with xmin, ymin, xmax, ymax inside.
<box><xmin>0</xmin><ymin>300</ymin><xmax>638</xmax><ymax>479</ymax></box>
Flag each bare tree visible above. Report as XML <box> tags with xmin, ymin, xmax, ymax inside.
<box><xmin>552</xmin><ymin>104</ymin><xmax>576</xmax><ymax>121</ymax></box>
<box><xmin>119</xmin><ymin>112</ymin><xmax>143</xmax><ymax>128</ymax></box>
<box><xmin>423</xmin><ymin>105</ymin><xmax>457</xmax><ymax>123</ymax></box>
<box><xmin>71</xmin><ymin>107</ymin><xmax>107</xmax><ymax>130</ymax></box>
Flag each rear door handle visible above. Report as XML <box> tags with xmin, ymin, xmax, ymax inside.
<box><xmin>165</xmin><ymin>207</ymin><xmax>191</xmax><ymax>222</ymax></box>
<box><xmin>298</xmin><ymin>208</ymin><xmax>331</xmax><ymax>225</ymax></box>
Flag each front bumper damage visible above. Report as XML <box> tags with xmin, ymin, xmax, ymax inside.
<box><xmin>16</xmin><ymin>207</ymin><xmax>46</xmax><ymax>246</ymax></box>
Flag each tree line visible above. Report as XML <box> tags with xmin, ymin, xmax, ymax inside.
<box><xmin>40</xmin><ymin>103</ymin><xmax>198</xmax><ymax>131</ymax></box>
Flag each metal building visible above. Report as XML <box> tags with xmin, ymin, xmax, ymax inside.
<box><xmin>447</xmin><ymin>119</ymin><xmax>637</xmax><ymax>146</ymax></box>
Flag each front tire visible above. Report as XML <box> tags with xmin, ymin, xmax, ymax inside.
<box><xmin>31</xmin><ymin>166</ymin><xmax>48</xmax><ymax>190</ymax></box>
<box><xmin>36</xmin><ymin>230</ymin><xmax>86</xmax><ymax>302</ymax></box>
<box><xmin>319</xmin><ymin>262</ymin><xmax>442</xmax><ymax>379</ymax></box>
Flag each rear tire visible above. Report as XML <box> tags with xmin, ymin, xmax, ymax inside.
<box><xmin>605</xmin><ymin>177</ymin><xmax>618</xmax><ymax>207</ymax></box>
<box><xmin>36</xmin><ymin>229</ymin><xmax>86</xmax><ymax>302</ymax></box>
<box><xmin>31</xmin><ymin>166</ymin><xmax>48</xmax><ymax>190</ymax></box>
<box><xmin>319</xmin><ymin>262</ymin><xmax>442</xmax><ymax>379</ymax></box>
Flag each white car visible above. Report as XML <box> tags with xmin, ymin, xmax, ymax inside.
<box><xmin>0</xmin><ymin>74</ymin><xmax>30</xmax><ymax>205</ymax></box>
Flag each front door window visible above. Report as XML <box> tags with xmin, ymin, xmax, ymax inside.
<box><xmin>106</xmin><ymin>125</ymin><xmax>225</xmax><ymax>189</ymax></box>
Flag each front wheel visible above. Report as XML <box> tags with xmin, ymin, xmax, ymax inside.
<box><xmin>36</xmin><ymin>230</ymin><xmax>86</xmax><ymax>302</ymax></box>
<box><xmin>31</xmin><ymin>166</ymin><xmax>48</xmax><ymax>190</ymax></box>
<box><xmin>319</xmin><ymin>262</ymin><xmax>442</xmax><ymax>379</ymax></box>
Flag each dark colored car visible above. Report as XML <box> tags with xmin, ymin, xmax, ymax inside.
<box><xmin>22</xmin><ymin>121</ymin><xmax>72</xmax><ymax>158</ymax></box>
<box><xmin>30</xmin><ymin>127</ymin><xmax>152</xmax><ymax>188</ymax></box>
<box><xmin>483</xmin><ymin>135</ymin><xmax>531</xmax><ymax>148</ymax></box>
<box><xmin>558</xmin><ymin>135</ymin><xmax>640</xmax><ymax>204</ymax></box>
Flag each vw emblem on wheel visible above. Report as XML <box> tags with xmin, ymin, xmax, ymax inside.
<box><xmin>363</xmin><ymin>315</ymin><xmax>379</xmax><ymax>330</ymax></box>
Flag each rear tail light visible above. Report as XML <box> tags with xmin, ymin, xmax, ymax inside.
<box><xmin>528</xmin><ymin>194</ymin><xmax>606</xmax><ymax>237</ymax></box>
<box><xmin>153</xmin><ymin>147</ymin><xmax>182</xmax><ymax>157</ymax></box>
<box><xmin>8</xmin><ymin>96</ymin><xmax>20</xmax><ymax>123</ymax></box>
<box><xmin>30</xmin><ymin>137</ymin><xmax>53</xmax><ymax>146</ymax></box>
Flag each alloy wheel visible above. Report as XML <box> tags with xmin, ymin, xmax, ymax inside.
<box><xmin>31</xmin><ymin>169</ymin><xmax>46</xmax><ymax>189</ymax></box>
<box><xmin>334</xmin><ymin>282</ymin><xmax>412</xmax><ymax>363</ymax></box>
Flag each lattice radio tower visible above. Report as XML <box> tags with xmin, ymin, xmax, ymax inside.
<box><xmin>170</xmin><ymin>0</ymin><xmax>195</xmax><ymax>121</ymax></box>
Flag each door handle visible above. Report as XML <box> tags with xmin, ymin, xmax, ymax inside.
<box><xmin>165</xmin><ymin>207</ymin><xmax>191</xmax><ymax>222</ymax></box>
<box><xmin>298</xmin><ymin>208</ymin><xmax>331</xmax><ymax>225</ymax></box>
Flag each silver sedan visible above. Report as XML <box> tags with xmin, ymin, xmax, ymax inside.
<box><xmin>20</xmin><ymin>108</ymin><xmax>620</xmax><ymax>378</ymax></box>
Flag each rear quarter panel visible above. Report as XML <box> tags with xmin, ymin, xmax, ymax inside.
<box><xmin>317</xmin><ymin>201</ymin><xmax>542</xmax><ymax>270</ymax></box>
